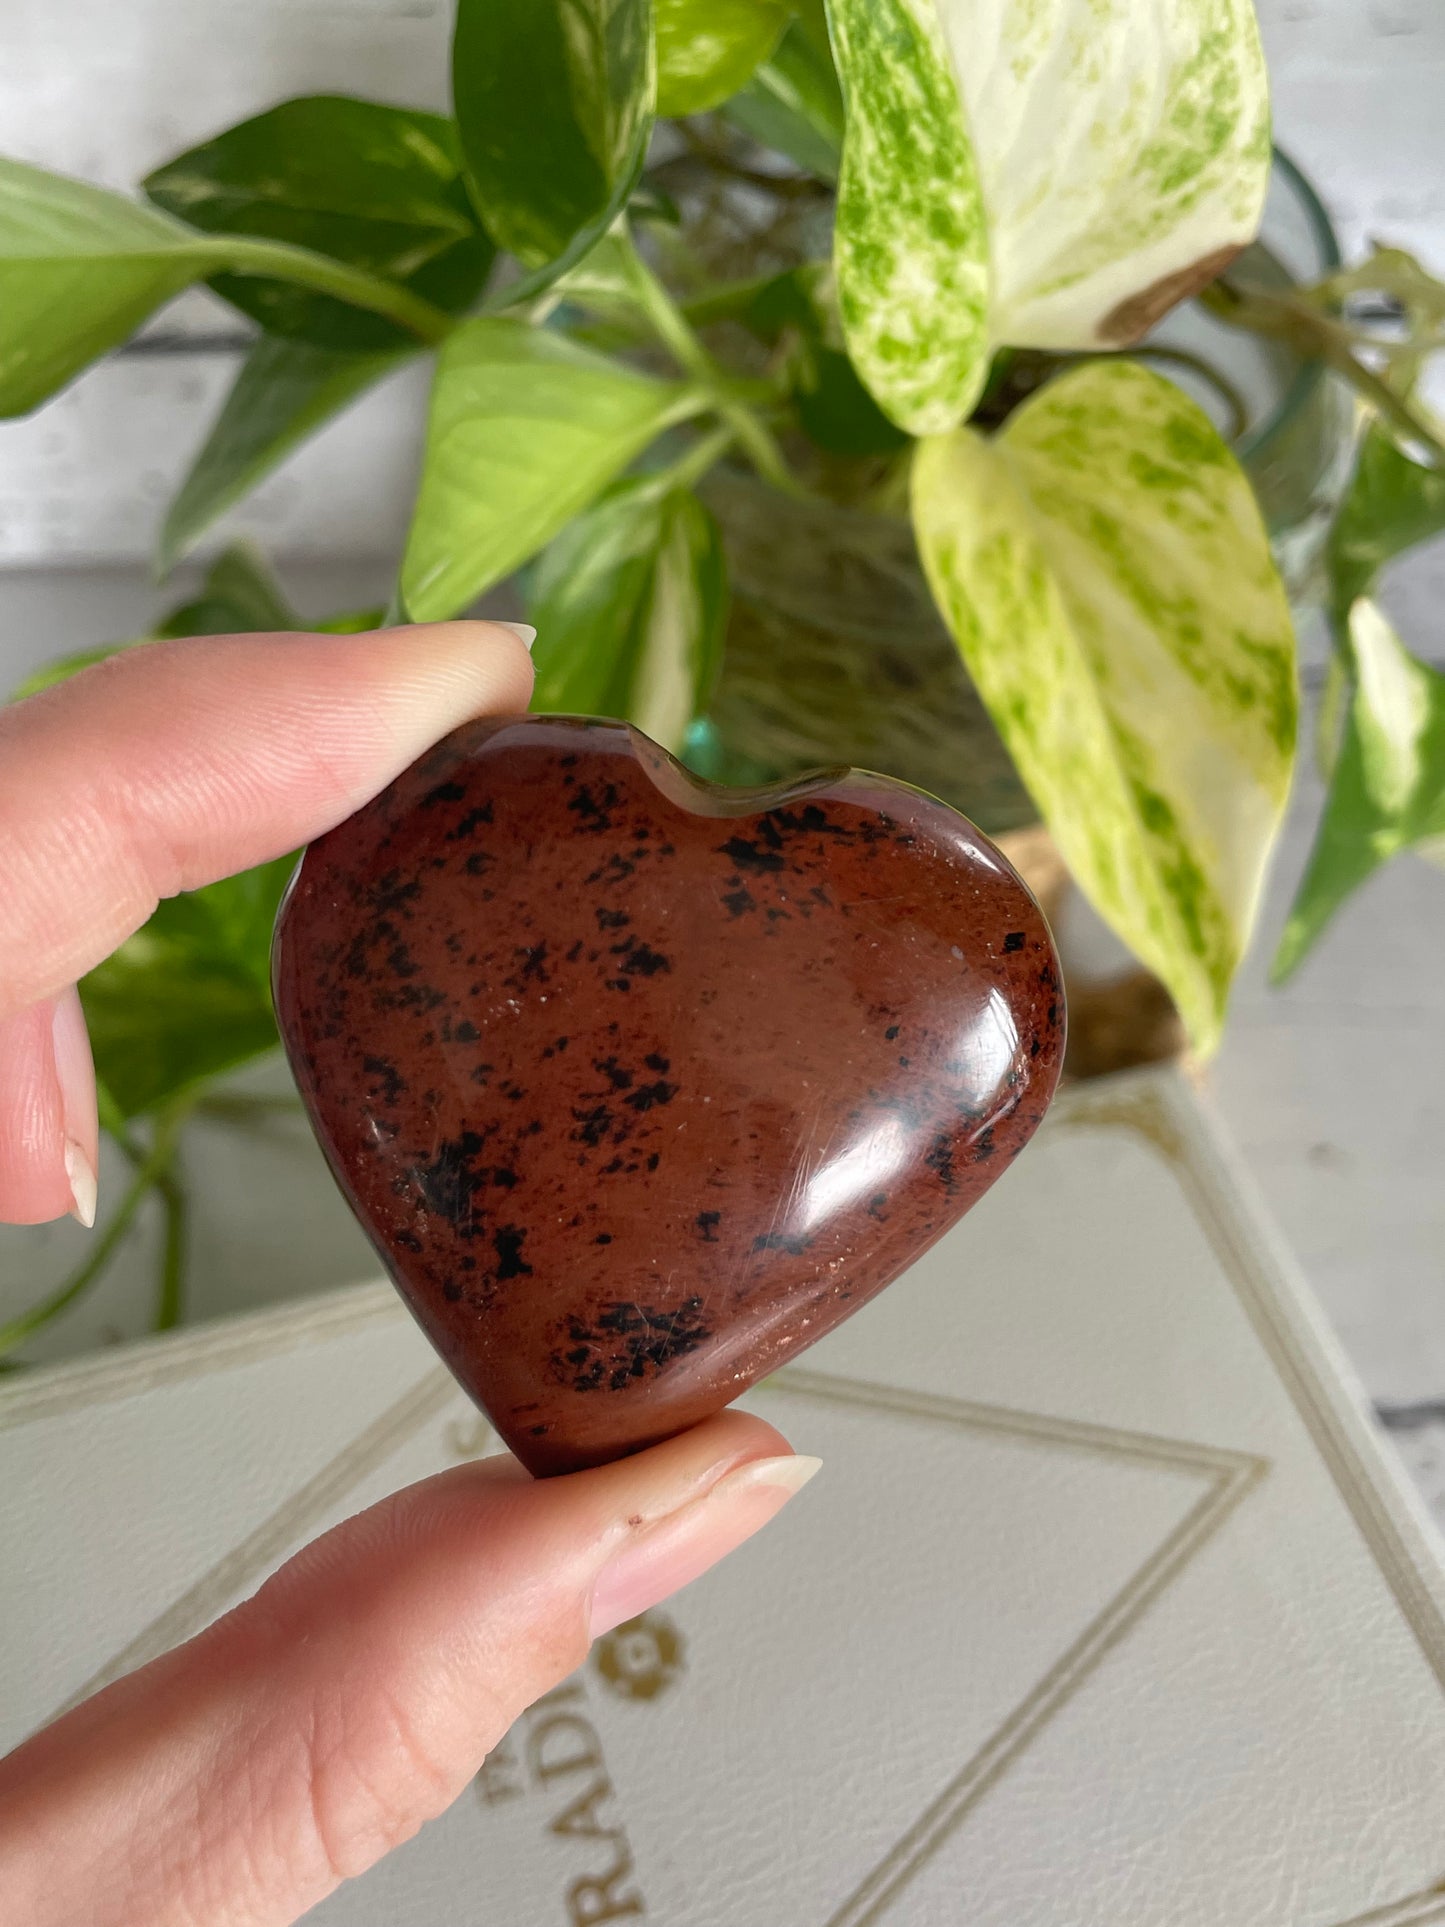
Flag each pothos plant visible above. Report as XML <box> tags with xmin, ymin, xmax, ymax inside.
<box><xmin>2</xmin><ymin>0</ymin><xmax>1444</xmax><ymax>1353</ymax></box>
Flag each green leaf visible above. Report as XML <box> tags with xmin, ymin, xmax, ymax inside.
<box><xmin>144</xmin><ymin>96</ymin><xmax>494</xmax><ymax>350</ymax></box>
<box><xmin>400</xmin><ymin>318</ymin><xmax>698</xmax><ymax>622</ymax></box>
<box><xmin>826</xmin><ymin>0</ymin><xmax>989</xmax><ymax>434</ymax></box>
<box><xmin>1327</xmin><ymin>422</ymin><xmax>1445</xmax><ymax>627</ymax></box>
<box><xmin>8</xmin><ymin>545</ymin><xmax>298</xmax><ymax>701</ymax></box>
<box><xmin>528</xmin><ymin>476</ymin><xmax>727</xmax><ymax>751</ymax></box>
<box><xmin>160</xmin><ymin>336</ymin><xmax>412</xmax><ymax>573</ymax></box>
<box><xmin>743</xmin><ymin>262</ymin><xmax>909</xmax><ymax>455</ymax></box>
<box><xmin>1274</xmin><ymin>600</ymin><xmax>1445</xmax><ymax>980</ymax></box>
<box><xmin>826</xmin><ymin>0</ymin><xmax>1271</xmax><ymax>435</ymax></box>
<box><xmin>913</xmin><ymin>358</ymin><xmax>1296</xmax><ymax>1054</ymax></box>
<box><xmin>0</xmin><ymin>159</ymin><xmax>216</xmax><ymax>416</ymax></box>
<box><xmin>0</xmin><ymin>156</ymin><xmax>452</xmax><ymax>417</ymax></box>
<box><xmin>453</xmin><ymin>0</ymin><xmax>654</xmax><ymax>277</ymax></box>
<box><xmin>153</xmin><ymin>543</ymin><xmax>299</xmax><ymax>637</ymax></box>
<box><xmin>81</xmin><ymin>854</ymin><xmax>295</xmax><ymax>1119</ymax></box>
<box><xmin>655</xmin><ymin>0</ymin><xmax>790</xmax><ymax>116</ymax></box>
<box><xmin>724</xmin><ymin>13</ymin><xmax>844</xmax><ymax>180</ymax></box>
<box><xmin>10</xmin><ymin>644</ymin><xmax>133</xmax><ymax>701</ymax></box>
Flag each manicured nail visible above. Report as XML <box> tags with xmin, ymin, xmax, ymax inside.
<box><xmin>63</xmin><ymin>1139</ymin><xmax>97</xmax><ymax>1229</ymax></box>
<box><xmin>491</xmin><ymin>621</ymin><xmax>537</xmax><ymax>651</ymax></box>
<box><xmin>51</xmin><ymin>988</ymin><xmax>99</xmax><ymax>1230</ymax></box>
<box><xmin>589</xmin><ymin>1454</ymin><xmax>821</xmax><ymax>1639</ymax></box>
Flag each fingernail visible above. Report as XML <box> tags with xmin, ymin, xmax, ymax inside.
<box><xmin>491</xmin><ymin>621</ymin><xmax>537</xmax><ymax>651</ymax></box>
<box><xmin>51</xmin><ymin>988</ymin><xmax>99</xmax><ymax>1229</ymax></box>
<box><xmin>63</xmin><ymin>1139</ymin><xmax>97</xmax><ymax>1229</ymax></box>
<box><xmin>589</xmin><ymin>1454</ymin><xmax>821</xmax><ymax>1640</ymax></box>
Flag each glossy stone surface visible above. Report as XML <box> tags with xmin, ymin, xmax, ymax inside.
<box><xmin>273</xmin><ymin>717</ymin><xmax>1064</xmax><ymax>1474</ymax></box>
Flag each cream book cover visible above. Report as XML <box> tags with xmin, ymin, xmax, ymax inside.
<box><xmin>3</xmin><ymin>1067</ymin><xmax>1444</xmax><ymax>1926</ymax></box>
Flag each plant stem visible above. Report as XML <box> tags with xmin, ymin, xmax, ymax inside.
<box><xmin>0</xmin><ymin>1109</ymin><xmax>186</xmax><ymax>1359</ymax></box>
<box><xmin>1203</xmin><ymin>278</ymin><xmax>1445</xmax><ymax>466</ymax></box>
<box><xmin>613</xmin><ymin>226</ymin><xmax>810</xmax><ymax>500</ymax></box>
<box><xmin>663</xmin><ymin>424</ymin><xmax>737</xmax><ymax>495</ymax></box>
<box><xmin>217</xmin><ymin>238</ymin><xmax>455</xmax><ymax>345</ymax></box>
<box><xmin>153</xmin><ymin>1163</ymin><xmax>189</xmax><ymax>1333</ymax></box>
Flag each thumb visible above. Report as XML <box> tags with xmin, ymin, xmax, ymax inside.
<box><xmin>0</xmin><ymin>1410</ymin><xmax>818</xmax><ymax>1927</ymax></box>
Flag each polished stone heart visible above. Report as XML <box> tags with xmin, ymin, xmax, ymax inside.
<box><xmin>273</xmin><ymin>717</ymin><xmax>1064</xmax><ymax>1474</ymax></box>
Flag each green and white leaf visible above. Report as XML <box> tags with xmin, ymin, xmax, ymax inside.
<box><xmin>453</xmin><ymin>0</ymin><xmax>654</xmax><ymax>278</ymax></box>
<box><xmin>1274</xmin><ymin>599</ymin><xmax>1445</xmax><ymax>980</ymax></box>
<box><xmin>913</xmin><ymin>358</ymin><xmax>1296</xmax><ymax>1053</ymax></box>
<box><xmin>400</xmin><ymin>318</ymin><xmax>699</xmax><ymax>622</ymax></box>
<box><xmin>160</xmin><ymin>337</ymin><xmax>414</xmax><ymax>573</ymax></box>
<box><xmin>528</xmin><ymin>477</ymin><xmax>727</xmax><ymax>751</ymax></box>
<box><xmin>826</xmin><ymin>0</ymin><xmax>1271</xmax><ymax>434</ymax></box>
<box><xmin>826</xmin><ymin>0</ymin><xmax>989</xmax><ymax>433</ymax></box>
<box><xmin>655</xmin><ymin>0</ymin><xmax>791</xmax><ymax>116</ymax></box>
<box><xmin>0</xmin><ymin>157</ymin><xmax>445</xmax><ymax>416</ymax></box>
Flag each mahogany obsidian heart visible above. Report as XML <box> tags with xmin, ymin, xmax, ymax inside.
<box><xmin>273</xmin><ymin>717</ymin><xmax>1065</xmax><ymax>1475</ymax></box>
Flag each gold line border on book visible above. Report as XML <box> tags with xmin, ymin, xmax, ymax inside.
<box><xmin>1065</xmin><ymin>1080</ymin><xmax>1445</xmax><ymax>1693</ymax></box>
<box><xmin>764</xmin><ymin>1370</ymin><xmax>1263</xmax><ymax>1927</ymax></box>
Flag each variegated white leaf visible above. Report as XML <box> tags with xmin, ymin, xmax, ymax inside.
<box><xmin>826</xmin><ymin>0</ymin><xmax>1270</xmax><ymax>433</ymax></box>
<box><xmin>912</xmin><ymin>359</ymin><xmax>1295</xmax><ymax>1053</ymax></box>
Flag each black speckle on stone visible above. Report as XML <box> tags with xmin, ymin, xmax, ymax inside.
<box><xmin>625</xmin><ymin>1079</ymin><xmax>677</xmax><ymax>1113</ymax></box>
<box><xmin>722</xmin><ymin>887</ymin><xmax>757</xmax><ymax>919</ymax></box>
<box><xmin>696</xmin><ymin>1210</ymin><xmax>721</xmax><ymax>1243</ymax></box>
<box><xmin>530</xmin><ymin>1423</ymin><xmax>549</xmax><ymax>1437</ymax></box>
<box><xmin>491</xmin><ymin>1167</ymin><xmax>519</xmax><ymax>1190</ymax></box>
<box><xmin>492</xmin><ymin>1225</ymin><xmax>532</xmax><ymax>1282</ymax></box>
<box><xmin>594</xmin><ymin>1056</ymin><xmax>634</xmax><ymax>1091</ymax></box>
<box><xmin>565</xmin><ymin>939</ymin><xmax>585</xmax><ymax>964</ymax></box>
<box><xmin>572</xmin><ymin>1103</ymin><xmax>615</xmax><ymax>1148</ymax></box>
<box><xmin>586</xmin><ymin>852</ymin><xmax>638</xmax><ymax>886</ymax></box>
<box><xmin>393</xmin><ymin>1230</ymin><xmax>422</xmax><ymax>1253</ymax></box>
<box><xmin>719</xmin><ymin>836</ymin><xmax>785</xmax><ymax>874</ymax></box>
<box><xmin>884</xmin><ymin>1024</ymin><xmax>900</xmax><ymax>1042</ymax></box>
<box><xmin>463</xmin><ymin>850</ymin><xmax>493</xmax><ymax>878</ymax></box>
<box><xmin>443</xmin><ymin>1282</ymin><xmax>463</xmax><ymax>1303</ymax></box>
<box><xmin>974</xmin><ymin>1126</ymin><xmax>997</xmax><ymax>1161</ymax></box>
<box><xmin>616</xmin><ymin>941</ymin><xmax>670</xmax><ymax>978</ymax></box>
<box><xmin>594</xmin><ymin>1232</ymin><xmax>613</xmax><ymax>1245</ymax></box>
<box><xmin>752</xmin><ymin>1230</ymin><xmax>812</xmax><ymax>1256</ymax></box>
<box><xmin>925</xmin><ymin>1131</ymin><xmax>959</xmax><ymax>1189</ymax></box>
<box><xmin>1003</xmin><ymin>931</ymin><xmax>1026</xmax><ymax>953</ymax></box>
<box><xmin>515</xmin><ymin>942</ymin><xmax>549</xmax><ymax>983</ymax></box>
<box><xmin>386</xmin><ymin>940</ymin><xmax>421</xmax><ymax>979</ymax></box>
<box><xmin>595</xmin><ymin>907</ymin><xmax>630</xmax><ymax>930</ymax></box>
<box><xmin>411</xmin><ymin>1131</ymin><xmax>489</xmax><ymax>1228</ymax></box>
<box><xmin>606</xmin><ymin>977</ymin><xmax>632</xmax><ymax>993</ymax></box>
<box><xmin>421</xmin><ymin>779</ymin><xmax>466</xmax><ymax>807</ymax></box>
<box><xmin>567</xmin><ymin>781</ymin><xmax>620</xmax><ymax>830</ymax></box>
<box><xmin>644</xmin><ymin>1052</ymin><xmax>670</xmax><ymax>1073</ymax></box>
<box><xmin>452</xmin><ymin>1019</ymin><xmax>481</xmax><ymax>1044</ymax></box>
<box><xmin>446</xmin><ymin>802</ymin><xmax>494</xmax><ymax>841</ymax></box>
<box><xmin>362</xmin><ymin>1053</ymin><xmax>406</xmax><ymax>1105</ymax></box>
<box><xmin>867</xmin><ymin>1192</ymin><xmax>888</xmax><ymax>1221</ymax></box>
<box><xmin>469</xmin><ymin>1062</ymin><xmax>494</xmax><ymax>1087</ymax></box>
<box><xmin>646</xmin><ymin>1152</ymin><xmax>660</xmax><ymax>1171</ymax></box>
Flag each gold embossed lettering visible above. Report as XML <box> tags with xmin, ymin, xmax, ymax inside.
<box><xmin>551</xmin><ymin>1771</ymin><xmax>619</xmax><ymax>1839</ymax></box>
<box><xmin>527</xmin><ymin>1712</ymin><xmax>605</xmax><ymax>1784</ymax></box>
<box><xmin>567</xmin><ymin>1837</ymin><xmax>644</xmax><ymax>1923</ymax></box>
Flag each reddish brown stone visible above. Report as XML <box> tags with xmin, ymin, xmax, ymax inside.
<box><xmin>273</xmin><ymin>717</ymin><xmax>1065</xmax><ymax>1474</ymax></box>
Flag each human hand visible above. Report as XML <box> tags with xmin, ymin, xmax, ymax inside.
<box><xmin>0</xmin><ymin>621</ymin><xmax>813</xmax><ymax>1926</ymax></box>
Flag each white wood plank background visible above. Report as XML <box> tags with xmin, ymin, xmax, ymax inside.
<box><xmin>1</xmin><ymin>0</ymin><xmax>1443</xmax><ymax>1505</ymax></box>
